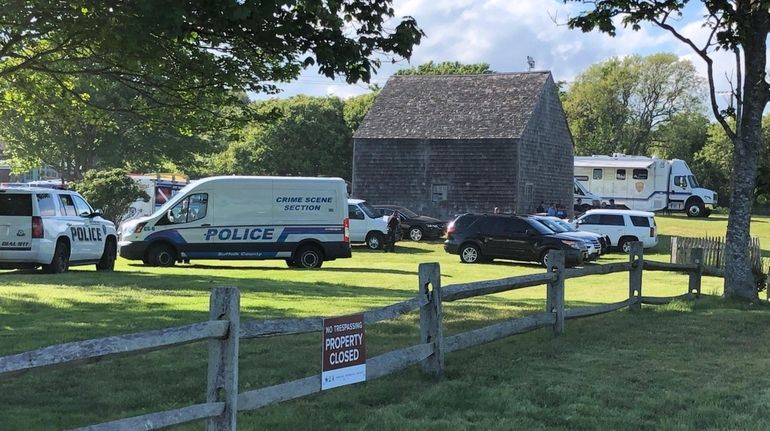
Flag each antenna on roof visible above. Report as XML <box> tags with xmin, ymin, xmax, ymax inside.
<box><xmin>526</xmin><ymin>56</ymin><xmax>535</xmax><ymax>72</ymax></box>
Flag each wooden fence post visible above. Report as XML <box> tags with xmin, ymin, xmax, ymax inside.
<box><xmin>671</xmin><ymin>237</ymin><xmax>678</xmax><ymax>264</ymax></box>
<box><xmin>419</xmin><ymin>262</ymin><xmax>444</xmax><ymax>379</ymax></box>
<box><xmin>207</xmin><ymin>287</ymin><xmax>240</xmax><ymax>431</ymax></box>
<box><xmin>545</xmin><ymin>250</ymin><xmax>565</xmax><ymax>335</ymax></box>
<box><xmin>689</xmin><ymin>248</ymin><xmax>704</xmax><ymax>298</ymax></box>
<box><xmin>629</xmin><ymin>242</ymin><xmax>644</xmax><ymax>311</ymax></box>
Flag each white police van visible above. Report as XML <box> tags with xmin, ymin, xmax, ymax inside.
<box><xmin>0</xmin><ymin>187</ymin><xmax>117</xmax><ymax>273</ymax></box>
<box><xmin>119</xmin><ymin>176</ymin><xmax>351</xmax><ymax>269</ymax></box>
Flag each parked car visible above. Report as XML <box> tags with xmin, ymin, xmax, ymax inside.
<box><xmin>533</xmin><ymin>216</ymin><xmax>610</xmax><ymax>255</ymax></box>
<box><xmin>444</xmin><ymin>213</ymin><xmax>588</xmax><ymax>267</ymax></box>
<box><xmin>0</xmin><ymin>187</ymin><xmax>117</xmax><ymax>273</ymax></box>
<box><xmin>348</xmin><ymin>198</ymin><xmax>391</xmax><ymax>250</ymax></box>
<box><xmin>374</xmin><ymin>205</ymin><xmax>446</xmax><ymax>241</ymax></box>
<box><xmin>529</xmin><ymin>215</ymin><xmax>602</xmax><ymax>261</ymax></box>
<box><xmin>572</xmin><ymin>209</ymin><xmax>658</xmax><ymax>253</ymax></box>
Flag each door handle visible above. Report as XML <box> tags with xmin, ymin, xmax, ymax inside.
<box><xmin>200</xmin><ymin>223</ymin><xmax>211</xmax><ymax>227</ymax></box>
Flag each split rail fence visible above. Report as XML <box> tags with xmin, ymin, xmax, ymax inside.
<box><xmin>0</xmin><ymin>242</ymin><xmax>708</xmax><ymax>431</ymax></box>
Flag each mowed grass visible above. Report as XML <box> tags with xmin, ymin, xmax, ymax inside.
<box><xmin>1</xmin><ymin>214</ymin><xmax>770</xmax><ymax>430</ymax></box>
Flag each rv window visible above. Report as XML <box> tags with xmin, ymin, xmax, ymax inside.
<box><xmin>593</xmin><ymin>169</ymin><xmax>603</xmax><ymax>180</ymax></box>
<box><xmin>674</xmin><ymin>176</ymin><xmax>687</xmax><ymax>188</ymax></box>
<box><xmin>575</xmin><ymin>175</ymin><xmax>589</xmax><ymax>182</ymax></box>
<box><xmin>632</xmin><ymin>169</ymin><xmax>648</xmax><ymax>180</ymax></box>
<box><xmin>616</xmin><ymin>169</ymin><xmax>626</xmax><ymax>180</ymax></box>
<box><xmin>630</xmin><ymin>216</ymin><xmax>650</xmax><ymax>227</ymax></box>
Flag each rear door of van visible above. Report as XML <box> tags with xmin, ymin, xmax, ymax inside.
<box><xmin>0</xmin><ymin>192</ymin><xmax>33</xmax><ymax>252</ymax></box>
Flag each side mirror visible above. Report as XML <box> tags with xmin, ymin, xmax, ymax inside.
<box><xmin>88</xmin><ymin>209</ymin><xmax>103</xmax><ymax>218</ymax></box>
<box><xmin>166</xmin><ymin>209</ymin><xmax>175</xmax><ymax>223</ymax></box>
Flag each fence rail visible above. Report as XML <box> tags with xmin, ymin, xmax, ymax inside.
<box><xmin>0</xmin><ymin>242</ymin><xmax>710</xmax><ymax>430</ymax></box>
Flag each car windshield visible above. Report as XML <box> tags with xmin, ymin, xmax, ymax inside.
<box><xmin>552</xmin><ymin>219</ymin><xmax>577</xmax><ymax>232</ymax></box>
<box><xmin>359</xmin><ymin>201</ymin><xmax>380</xmax><ymax>218</ymax></box>
<box><xmin>536</xmin><ymin>218</ymin><xmax>567</xmax><ymax>233</ymax></box>
<box><xmin>397</xmin><ymin>207</ymin><xmax>419</xmax><ymax>218</ymax></box>
<box><xmin>527</xmin><ymin>219</ymin><xmax>554</xmax><ymax>234</ymax></box>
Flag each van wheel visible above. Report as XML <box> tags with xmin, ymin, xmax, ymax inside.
<box><xmin>43</xmin><ymin>241</ymin><xmax>70</xmax><ymax>274</ymax></box>
<box><xmin>147</xmin><ymin>243</ymin><xmax>176</xmax><ymax>267</ymax></box>
<box><xmin>295</xmin><ymin>245</ymin><xmax>323</xmax><ymax>269</ymax></box>
<box><xmin>618</xmin><ymin>237</ymin><xmax>638</xmax><ymax>254</ymax></box>
<box><xmin>285</xmin><ymin>259</ymin><xmax>299</xmax><ymax>268</ymax></box>
<box><xmin>460</xmin><ymin>244</ymin><xmax>480</xmax><ymax>263</ymax></box>
<box><xmin>409</xmin><ymin>227</ymin><xmax>424</xmax><ymax>241</ymax></box>
<box><xmin>96</xmin><ymin>239</ymin><xmax>117</xmax><ymax>271</ymax></box>
<box><xmin>366</xmin><ymin>232</ymin><xmax>384</xmax><ymax>250</ymax></box>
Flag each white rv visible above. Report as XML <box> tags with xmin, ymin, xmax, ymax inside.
<box><xmin>118</xmin><ymin>176</ymin><xmax>351</xmax><ymax>269</ymax></box>
<box><xmin>122</xmin><ymin>173</ymin><xmax>191</xmax><ymax>223</ymax></box>
<box><xmin>574</xmin><ymin>155</ymin><xmax>717</xmax><ymax>217</ymax></box>
<box><xmin>573</xmin><ymin>179</ymin><xmax>601</xmax><ymax>212</ymax></box>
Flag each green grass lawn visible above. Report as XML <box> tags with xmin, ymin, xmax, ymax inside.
<box><xmin>1</xmin><ymin>214</ymin><xmax>770</xmax><ymax>430</ymax></box>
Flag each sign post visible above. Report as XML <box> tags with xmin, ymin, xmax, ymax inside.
<box><xmin>321</xmin><ymin>314</ymin><xmax>366</xmax><ymax>390</ymax></box>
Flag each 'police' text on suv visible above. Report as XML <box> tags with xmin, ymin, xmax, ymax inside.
<box><xmin>0</xmin><ymin>187</ymin><xmax>117</xmax><ymax>273</ymax></box>
<box><xmin>444</xmin><ymin>213</ymin><xmax>587</xmax><ymax>267</ymax></box>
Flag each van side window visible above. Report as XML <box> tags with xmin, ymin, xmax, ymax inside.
<box><xmin>616</xmin><ymin>169</ymin><xmax>626</xmax><ymax>180</ymax></box>
<box><xmin>674</xmin><ymin>176</ymin><xmax>687</xmax><ymax>188</ymax></box>
<box><xmin>593</xmin><ymin>169</ymin><xmax>603</xmax><ymax>180</ymax></box>
<box><xmin>348</xmin><ymin>205</ymin><xmax>364</xmax><ymax>220</ymax></box>
<box><xmin>36</xmin><ymin>194</ymin><xmax>56</xmax><ymax>216</ymax></box>
<box><xmin>630</xmin><ymin>216</ymin><xmax>650</xmax><ymax>227</ymax></box>
<box><xmin>58</xmin><ymin>194</ymin><xmax>77</xmax><ymax>216</ymax></box>
<box><xmin>169</xmin><ymin>193</ymin><xmax>208</xmax><ymax>224</ymax></box>
<box><xmin>600</xmin><ymin>214</ymin><xmax>625</xmax><ymax>226</ymax></box>
<box><xmin>580</xmin><ymin>214</ymin><xmax>601</xmax><ymax>225</ymax></box>
<box><xmin>0</xmin><ymin>194</ymin><xmax>32</xmax><ymax>216</ymax></box>
<box><xmin>72</xmin><ymin>195</ymin><xmax>93</xmax><ymax>217</ymax></box>
<box><xmin>481</xmin><ymin>217</ymin><xmax>507</xmax><ymax>236</ymax></box>
<box><xmin>632</xmin><ymin>169</ymin><xmax>648</xmax><ymax>180</ymax></box>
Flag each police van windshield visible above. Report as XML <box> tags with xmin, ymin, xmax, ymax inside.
<box><xmin>153</xmin><ymin>182</ymin><xmax>198</xmax><ymax>217</ymax></box>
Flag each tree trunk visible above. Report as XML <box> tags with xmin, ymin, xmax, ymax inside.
<box><xmin>723</xmin><ymin>6</ymin><xmax>769</xmax><ymax>302</ymax></box>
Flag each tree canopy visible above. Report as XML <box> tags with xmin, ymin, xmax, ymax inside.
<box><xmin>395</xmin><ymin>61</ymin><xmax>493</xmax><ymax>76</ymax></box>
<box><xmin>567</xmin><ymin>0</ymin><xmax>770</xmax><ymax>301</ymax></box>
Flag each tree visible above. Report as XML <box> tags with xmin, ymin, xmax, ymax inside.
<box><xmin>1</xmin><ymin>1</ymin><xmax>424</xmax><ymax>108</ymax></box>
<box><xmin>649</xmin><ymin>112</ymin><xmax>710</xmax><ymax>162</ymax></box>
<box><xmin>212</xmin><ymin>96</ymin><xmax>352</xmax><ymax>179</ymax></box>
<box><xmin>567</xmin><ymin>1</ymin><xmax>769</xmax><ymax>301</ymax></box>
<box><xmin>343</xmin><ymin>91</ymin><xmax>380</xmax><ymax>133</ymax></box>
<box><xmin>563</xmin><ymin>54</ymin><xmax>703</xmax><ymax>156</ymax></box>
<box><xmin>70</xmin><ymin>169</ymin><xmax>149</xmax><ymax>224</ymax></box>
<box><xmin>395</xmin><ymin>61</ymin><xmax>493</xmax><ymax>76</ymax></box>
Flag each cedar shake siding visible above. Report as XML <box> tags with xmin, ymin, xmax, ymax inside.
<box><xmin>353</xmin><ymin>72</ymin><xmax>573</xmax><ymax>220</ymax></box>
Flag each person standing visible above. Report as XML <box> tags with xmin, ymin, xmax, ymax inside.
<box><xmin>385</xmin><ymin>211</ymin><xmax>400</xmax><ymax>252</ymax></box>
<box><xmin>536</xmin><ymin>201</ymin><xmax>545</xmax><ymax>213</ymax></box>
<box><xmin>547</xmin><ymin>203</ymin><xmax>557</xmax><ymax>216</ymax></box>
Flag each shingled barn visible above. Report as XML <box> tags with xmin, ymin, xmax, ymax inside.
<box><xmin>352</xmin><ymin>71</ymin><xmax>574</xmax><ymax>220</ymax></box>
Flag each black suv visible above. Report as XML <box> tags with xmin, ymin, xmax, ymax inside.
<box><xmin>374</xmin><ymin>205</ymin><xmax>446</xmax><ymax>241</ymax></box>
<box><xmin>443</xmin><ymin>213</ymin><xmax>587</xmax><ymax>267</ymax></box>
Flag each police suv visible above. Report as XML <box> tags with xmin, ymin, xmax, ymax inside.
<box><xmin>0</xmin><ymin>187</ymin><xmax>118</xmax><ymax>273</ymax></box>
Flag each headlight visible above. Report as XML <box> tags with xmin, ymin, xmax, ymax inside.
<box><xmin>560</xmin><ymin>240</ymin><xmax>580</xmax><ymax>249</ymax></box>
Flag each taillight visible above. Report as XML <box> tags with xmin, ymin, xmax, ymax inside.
<box><xmin>134</xmin><ymin>222</ymin><xmax>146</xmax><ymax>234</ymax></box>
<box><xmin>343</xmin><ymin>218</ymin><xmax>350</xmax><ymax>243</ymax></box>
<box><xmin>32</xmin><ymin>216</ymin><xmax>44</xmax><ymax>238</ymax></box>
<box><xmin>650</xmin><ymin>227</ymin><xmax>655</xmax><ymax>237</ymax></box>
<box><xmin>447</xmin><ymin>221</ymin><xmax>456</xmax><ymax>235</ymax></box>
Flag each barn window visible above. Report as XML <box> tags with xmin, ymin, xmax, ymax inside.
<box><xmin>432</xmin><ymin>184</ymin><xmax>448</xmax><ymax>202</ymax></box>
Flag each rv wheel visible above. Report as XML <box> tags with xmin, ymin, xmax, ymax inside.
<box><xmin>686</xmin><ymin>201</ymin><xmax>705</xmax><ymax>218</ymax></box>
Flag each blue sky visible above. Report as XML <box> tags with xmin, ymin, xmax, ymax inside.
<box><xmin>260</xmin><ymin>0</ymin><xmax>745</xmax><ymax>109</ymax></box>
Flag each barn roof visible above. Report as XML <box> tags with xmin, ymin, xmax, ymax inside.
<box><xmin>353</xmin><ymin>71</ymin><xmax>552</xmax><ymax>140</ymax></box>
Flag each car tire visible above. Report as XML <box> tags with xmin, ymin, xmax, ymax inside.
<box><xmin>43</xmin><ymin>240</ymin><xmax>70</xmax><ymax>274</ymax></box>
<box><xmin>96</xmin><ymin>239</ymin><xmax>117</xmax><ymax>271</ymax></box>
<box><xmin>366</xmin><ymin>232</ymin><xmax>384</xmax><ymax>250</ymax></box>
<box><xmin>539</xmin><ymin>249</ymin><xmax>556</xmax><ymax>268</ymax></box>
<box><xmin>409</xmin><ymin>226</ymin><xmax>424</xmax><ymax>241</ymax></box>
<box><xmin>618</xmin><ymin>236</ymin><xmax>638</xmax><ymax>254</ymax></box>
<box><xmin>147</xmin><ymin>243</ymin><xmax>176</xmax><ymax>267</ymax></box>
<box><xmin>285</xmin><ymin>258</ymin><xmax>299</xmax><ymax>268</ymax></box>
<box><xmin>686</xmin><ymin>201</ymin><xmax>705</xmax><ymax>218</ymax></box>
<box><xmin>460</xmin><ymin>243</ymin><xmax>481</xmax><ymax>263</ymax></box>
<box><xmin>295</xmin><ymin>245</ymin><xmax>323</xmax><ymax>269</ymax></box>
